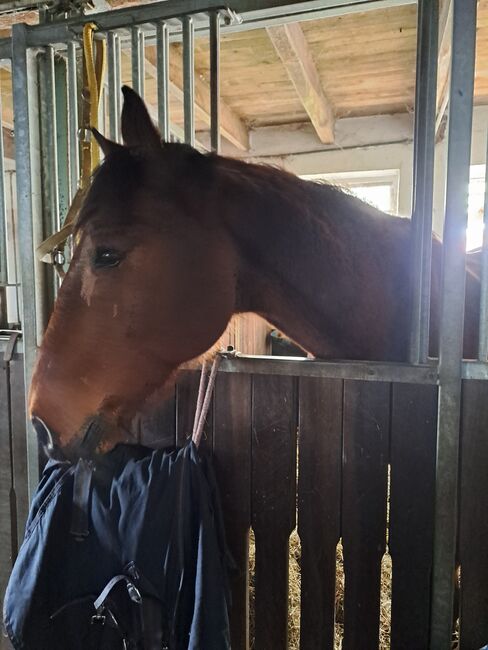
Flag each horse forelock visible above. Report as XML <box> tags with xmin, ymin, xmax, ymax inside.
<box><xmin>75</xmin><ymin>141</ymin><xmax>217</xmax><ymax>234</ymax></box>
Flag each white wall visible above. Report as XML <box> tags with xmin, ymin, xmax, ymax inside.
<box><xmin>247</xmin><ymin>105</ymin><xmax>488</xmax><ymax>238</ymax></box>
<box><xmin>280</xmin><ymin>143</ymin><xmax>414</xmax><ymax>218</ymax></box>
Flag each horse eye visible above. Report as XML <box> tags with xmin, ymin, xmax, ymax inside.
<box><xmin>93</xmin><ymin>248</ymin><xmax>123</xmax><ymax>269</ymax></box>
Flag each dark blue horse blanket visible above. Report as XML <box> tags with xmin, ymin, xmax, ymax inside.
<box><xmin>3</xmin><ymin>442</ymin><xmax>231</xmax><ymax>649</ymax></box>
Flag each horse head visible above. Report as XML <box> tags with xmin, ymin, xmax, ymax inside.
<box><xmin>29</xmin><ymin>87</ymin><xmax>237</xmax><ymax>458</ymax></box>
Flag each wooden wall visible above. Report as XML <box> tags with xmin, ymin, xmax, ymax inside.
<box><xmin>3</xmin><ymin>362</ymin><xmax>488</xmax><ymax>648</ymax></box>
<box><xmin>140</xmin><ymin>371</ymin><xmax>441</xmax><ymax>649</ymax></box>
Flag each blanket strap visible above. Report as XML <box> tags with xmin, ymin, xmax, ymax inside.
<box><xmin>191</xmin><ymin>355</ymin><xmax>221</xmax><ymax>448</ymax></box>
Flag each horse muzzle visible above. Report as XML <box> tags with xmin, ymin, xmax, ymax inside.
<box><xmin>31</xmin><ymin>413</ymin><xmax>110</xmax><ymax>462</ymax></box>
<box><xmin>31</xmin><ymin>415</ymin><xmax>65</xmax><ymax>461</ymax></box>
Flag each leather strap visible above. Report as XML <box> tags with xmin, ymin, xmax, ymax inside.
<box><xmin>69</xmin><ymin>458</ymin><xmax>93</xmax><ymax>540</ymax></box>
<box><xmin>94</xmin><ymin>575</ymin><xmax>142</xmax><ymax>613</ymax></box>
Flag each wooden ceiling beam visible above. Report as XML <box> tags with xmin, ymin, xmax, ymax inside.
<box><xmin>267</xmin><ymin>22</ymin><xmax>335</xmax><ymax>144</ymax></box>
<box><xmin>435</xmin><ymin>0</ymin><xmax>452</xmax><ymax>137</ymax></box>
<box><xmin>145</xmin><ymin>46</ymin><xmax>250</xmax><ymax>151</ymax></box>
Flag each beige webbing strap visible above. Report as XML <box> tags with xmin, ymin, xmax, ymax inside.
<box><xmin>36</xmin><ymin>188</ymin><xmax>85</xmax><ymax>264</ymax></box>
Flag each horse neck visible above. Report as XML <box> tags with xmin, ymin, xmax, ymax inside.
<box><xmin>217</xmin><ymin>160</ymin><xmax>411</xmax><ymax>361</ymax></box>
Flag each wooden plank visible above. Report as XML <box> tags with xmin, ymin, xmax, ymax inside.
<box><xmin>213</xmin><ymin>373</ymin><xmax>252</xmax><ymax>650</ymax></box>
<box><xmin>298</xmin><ymin>377</ymin><xmax>342</xmax><ymax>650</ymax></box>
<box><xmin>389</xmin><ymin>383</ymin><xmax>437</xmax><ymax>650</ymax></box>
<box><xmin>176</xmin><ymin>370</ymin><xmax>199</xmax><ymax>447</ymax></box>
<box><xmin>252</xmin><ymin>374</ymin><xmax>297</xmax><ymax>649</ymax></box>
<box><xmin>342</xmin><ymin>380</ymin><xmax>390</xmax><ymax>650</ymax></box>
<box><xmin>139</xmin><ymin>384</ymin><xmax>176</xmax><ymax>449</ymax></box>
<box><xmin>459</xmin><ymin>380</ymin><xmax>488</xmax><ymax>649</ymax></box>
<box><xmin>266</xmin><ymin>22</ymin><xmax>335</xmax><ymax>144</ymax></box>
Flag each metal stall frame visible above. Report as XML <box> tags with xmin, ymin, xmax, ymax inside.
<box><xmin>0</xmin><ymin>0</ymin><xmax>480</xmax><ymax>646</ymax></box>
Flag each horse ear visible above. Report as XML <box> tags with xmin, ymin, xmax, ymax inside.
<box><xmin>121</xmin><ymin>85</ymin><xmax>162</xmax><ymax>152</ymax></box>
<box><xmin>91</xmin><ymin>128</ymin><xmax>122</xmax><ymax>157</ymax></box>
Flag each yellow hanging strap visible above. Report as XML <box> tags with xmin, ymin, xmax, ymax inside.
<box><xmin>37</xmin><ymin>23</ymin><xmax>106</xmax><ymax>271</ymax></box>
<box><xmin>80</xmin><ymin>22</ymin><xmax>107</xmax><ymax>187</ymax></box>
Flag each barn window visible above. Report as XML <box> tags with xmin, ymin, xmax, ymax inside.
<box><xmin>467</xmin><ymin>164</ymin><xmax>486</xmax><ymax>251</ymax></box>
<box><xmin>302</xmin><ymin>169</ymin><xmax>399</xmax><ymax>215</ymax></box>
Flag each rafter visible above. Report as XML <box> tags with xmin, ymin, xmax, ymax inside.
<box><xmin>267</xmin><ymin>22</ymin><xmax>334</xmax><ymax>144</ymax></box>
<box><xmin>435</xmin><ymin>0</ymin><xmax>452</xmax><ymax>137</ymax></box>
<box><xmin>144</xmin><ymin>46</ymin><xmax>249</xmax><ymax>151</ymax></box>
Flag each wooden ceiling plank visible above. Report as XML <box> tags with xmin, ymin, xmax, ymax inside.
<box><xmin>266</xmin><ymin>22</ymin><xmax>335</xmax><ymax>144</ymax></box>
<box><xmin>145</xmin><ymin>46</ymin><xmax>249</xmax><ymax>151</ymax></box>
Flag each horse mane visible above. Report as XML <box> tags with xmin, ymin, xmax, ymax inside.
<box><xmin>75</xmin><ymin>141</ymin><xmax>409</xmax><ymax>248</ymax></box>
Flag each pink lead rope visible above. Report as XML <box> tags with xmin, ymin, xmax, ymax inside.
<box><xmin>191</xmin><ymin>356</ymin><xmax>222</xmax><ymax>448</ymax></box>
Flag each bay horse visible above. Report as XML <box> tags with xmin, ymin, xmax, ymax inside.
<box><xmin>29</xmin><ymin>86</ymin><xmax>480</xmax><ymax>458</ymax></box>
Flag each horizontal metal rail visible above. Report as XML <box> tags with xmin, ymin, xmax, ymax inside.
<box><xmin>0</xmin><ymin>0</ymin><xmax>417</xmax><ymax>59</ymax></box>
<box><xmin>3</xmin><ymin>335</ymin><xmax>488</xmax><ymax>383</ymax></box>
<box><xmin>191</xmin><ymin>354</ymin><xmax>440</xmax><ymax>383</ymax></box>
<box><xmin>0</xmin><ymin>81</ymin><xmax>6</xmax><ymax>286</ymax></box>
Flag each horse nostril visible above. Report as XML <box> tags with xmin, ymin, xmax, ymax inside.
<box><xmin>31</xmin><ymin>415</ymin><xmax>54</xmax><ymax>451</ymax></box>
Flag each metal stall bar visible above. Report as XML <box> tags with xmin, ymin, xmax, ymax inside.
<box><xmin>131</xmin><ymin>26</ymin><xmax>145</xmax><ymax>98</ymax></box>
<box><xmin>430</xmin><ymin>0</ymin><xmax>478</xmax><ymax>646</ymax></box>
<box><xmin>409</xmin><ymin>0</ymin><xmax>438</xmax><ymax>364</ymax></box>
<box><xmin>19</xmin><ymin>1</ymin><xmax>416</xmax><ymax>50</ymax></box>
<box><xmin>107</xmin><ymin>31</ymin><xmax>121</xmax><ymax>142</ymax></box>
<box><xmin>156</xmin><ymin>21</ymin><xmax>170</xmax><ymax>142</ymax></box>
<box><xmin>115</xmin><ymin>34</ymin><xmax>122</xmax><ymax>141</ymax></box>
<box><xmin>478</xmin><ymin>134</ymin><xmax>488</xmax><ymax>360</ymax></box>
<box><xmin>39</xmin><ymin>46</ymin><xmax>60</xmax><ymax>236</ymax></box>
<box><xmin>67</xmin><ymin>41</ymin><xmax>79</xmax><ymax>201</ymax></box>
<box><xmin>209</xmin><ymin>10</ymin><xmax>220</xmax><ymax>153</ymax></box>
<box><xmin>0</xmin><ymin>77</ymin><xmax>7</xmax><ymax>287</ymax></box>
<box><xmin>39</xmin><ymin>46</ymin><xmax>60</xmax><ymax>318</ymax></box>
<box><xmin>182</xmin><ymin>15</ymin><xmax>195</xmax><ymax>146</ymax></box>
<box><xmin>11</xmin><ymin>23</ymin><xmax>40</xmax><ymax>499</ymax></box>
<box><xmin>55</xmin><ymin>56</ymin><xmax>70</xmax><ymax>228</ymax></box>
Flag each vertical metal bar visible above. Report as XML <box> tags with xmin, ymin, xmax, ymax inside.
<box><xmin>478</xmin><ymin>133</ymin><xmax>488</xmax><ymax>360</ymax></box>
<box><xmin>11</xmin><ymin>23</ymin><xmax>41</xmax><ymax>498</ymax></box>
<box><xmin>55</xmin><ymin>56</ymin><xmax>69</xmax><ymax>227</ymax></box>
<box><xmin>131</xmin><ymin>26</ymin><xmax>145</xmax><ymax>98</ymax></box>
<box><xmin>107</xmin><ymin>31</ymin><xmax>120</xmax><ymax>142</ymax></box>
<box><xmin>0</xmin><ymin>79</ymin><xmax>7</xmax><ymax>286</ymax></box>
<box><xmin>209</xmin><ymin>10</ymin><xmax>220</xmax><ymax>153</ymax></box>
<box><xmin>182</xmin><ymin>15</ymin><xmax>195</xmax><ymax>146</ymax></box>
<box><xmin>156</xmin><ymin>21</ymin><xmax>170</xmax><ymax>141</ymax></box>
<box><xmin>409</xmin><ymin>0</ymin><xmax>438</xmax><ymax>364</ymax></box>
<box><xmin>430</xmin><ymin>1</ymin><xmax>477</xmax><ymax>647</ymax></box>
<box><xmin>38</xmin><ymin>47</ymin><xmax>58</xmax><ymax>313</ymax></box>
<box><xmin>41</xmin><ymin>46</ymin><xmax>60</xmax><ymax>234</ymax></box>
<box><xmin>67</xmin><ymin>41</ymin><xmax>79</xmax><ymax>201</ymax></box>
<box><xmin>115</xmin><ymin>34</ymin><xmax>121</xmax><ymax>142</ymax></box>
